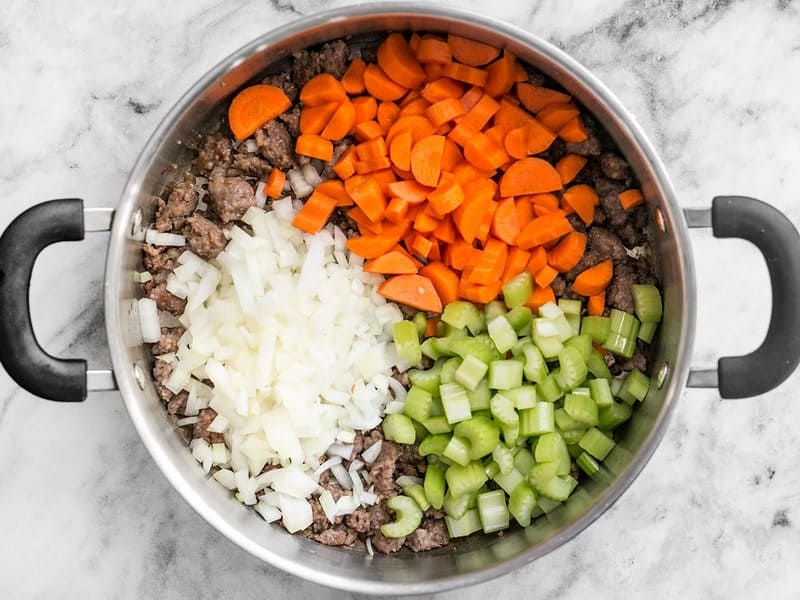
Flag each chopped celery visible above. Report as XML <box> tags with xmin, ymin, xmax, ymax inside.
<box><xmin>403</xmin><ymin>386</ymin><xmax>433</xmax><ymax>423</ymax></box>
<box><xmin>488</xmin><ymin>360</ymin><xmax>524</xmax><ymax>390</ymax></box>
<box><xmin>444</xmin><ymin>324</ymin><xmax>468</xmax><ymax>338</ymax></box>
<box><xmin>511</xmin><ymin>335</ymin><xmax>532</xmax><ymax>357</ymax></box>
<box><xmin>558</xmin><ymin>298</ymin><xmax>582</xmax><ymax>315</ymax></box>
<box><xmin>581</xmin><ymin>316</ymin><xmax>611</xmax><ymax>344</ymax></box>
<box><xmin>538</xmin><ymin>303</ymin><xmax>574</xmax><ymax>341</ymax></box>
<box><xmin>528</xmin><ymin>461</ymin><xmax>559</xmax><ymax>491</ymax></box>
<box><xmin>445</xmin><ymin>508</ymin><xmax>482</xmax><ymax>537</ymax></box>
<box><xmin>440</xmin><ymin>382</ymin><xmax>472</xmax><ymax>424</ymax></box>
<box><xmin>556</xmin><ymin>346</ymin><xmax>588</xmax><ymax>390</ymax></box>
<box><xmin>412</xmin><ymin>312</ymin><xmax>428</xmax><ymax>338</ymax></box>
<box><xmin>381</xmin><ymin>495</ymin><xmax>423</xmax><ymax>538</ymax></box>
<box><xmin>492</xmin><ymin>444</ymin><xmax>515</xmax><ymax>474</ymax></box>
<box><xmin>533</xmin><ymin>331</ymin><xmax>564</xmax><ymax>359</ymax></box>
<box><xmin>564</xmin><ymin>393</ymin><xmax>599</xmax><ymax>427</ymax></box>
<box><xmin>565</xmin><ymin>333</ymin><xmax>593</xmax><ymax>362</ymax></box>
<box><xmin>631</xmin><ymin>284</ymin><xmax>662</xmax><ymax>323</ymax></box>
<box><xmin>430</xmin><ymin>396</ymin><xmax>444</xmax><ymax>416</ymax></box>
<box><xmin>424</xmin><ymin>463</ymin><xmax>446</xmax><ymax>509</ymax></box>
<box><xmin>536</xmin><ymin>496</ymin><xmax>562</xmax><ymax>514</ymax></box>
<box><xmin>492</xmin><ymin>468</ymin><xmax>525</xmax><ymax>495</ymax></box>
<box><xmin>560</xmin><ymin>427</ymin><xmax>588</xmax><ymax>445</ymax></box>
<box><xmin>431</xmin><ymin>336</ymin><xmax>457</xmax><ymax>357</ymax></box>
<box><xmin>589</xmin><ymin>378</ymin><xmax>614</xmax><ymax>408</ymax></box>
<box><xmin>579</xmin><ymin>427</ymin><xmax>615</xmax><ymax>460</ymax></box>
<box><xmin>555</xmin><ymin>407</ymin><xmax>584</xmax><ymax>431</ymax></box>
<box><xmin>610</xmin><ymin>377</ymin><xmax>624</xmax><ymax>397</ymax></box>
<box><xmin>534</xmin><ymin>432</ymin><xmax>571</xmax><ymax>475</ymax></box>
<box><xmin>413</xmin><ymin>420</ymin><xmax>429</xmax><ymax>443</ymax></box>
<box><xmin>454</xmin><ymin>416</ymin><xmax>500</xmax><ymax>460</ymax></box>
<box><xmin>504</xmin><ymin>385</ymin><xmax>537</xmax><ymax>409</ymax></box>
<box><xmin>393</xmin><ymin>320</ymin><xmax>422</xmax><ymax>365</ymax></box>
<box><xmin>442</xmin><ymin>301</ymin><xmax>485</xmax><ymax>335</ymax></box>
<box><xmin>566</xmin><ymin>443</ymin><xmax>584</xmax><ymax>459</ymax></box>
<box><xmin>618</xmin><ymin>368</ymin><xmax>650</xmax><ymax>404</ymax></box>
<box><xmin>489</xmin><ymin>393</ymin><xmax>519</xmax><ymax>427</ymax></box>
<box><xmin>445</xmin><ymin>461</ymin><xmax>488</xmax><ymax>498</ymax></box>
<box><xmin>422</xmin><ymin>416</ymin><xmax>453</xmax><ymax>434</ymax></box>
<box><xmin>513</xmin><ymin>448</ymin><xmax>535</xmax><ymax>474</ymax></box>
<box><xmin>603</xmin><ymin>332</ymin><xmax>637</xmax><ymax>358</ymax></box>
<box><xmin>419</xmin><ymin>434</ymin><xmax>451</xmax><ymax>457</ymax></box>
<box><xmin>501</xmin><ymin>422</ymin><xmax>519</xmax><ymax>447</ymax></box>
<box><xmin>537</xmin><ymin>374</ymin><xmax>563</xmax><ymax>403</ymax></box>
<box><xmin>565</xmin><ymin>313</ymin><xmax>581</xmax><ymax>338</ymax></box>
<box><xmin>598</xmin><ymin>401</ymin><xmax>633</xmax><ymax>429</ymax></box>
<box><xmin>484</xmin><ymin>300</ymin><xmax>508</xmax><ymax>322</ymax></box>
<box><xmin>506</xmin><ymin>306</ymin><xmax>533</xmax><ymax>333</ymax></box>
<box><xmin>587</xmin><ymin>349</ymin><xmax>613</xmax><ymax>379</ymax></box>
<box><xmin>484</xmin><ymin>459</ymin><xmax>500</xmax><ymax>479</ymax></box>
<box><xmin>522</xmin><ymin>343</ymin><xmax>549</xmax><ymax>383</ymax></box>
<box><xmin>508</xmin><ymin>482</ymin><xmax>537</xmax><ymax>527</ymax></box>
<box><xmin>638</xmin><ymin>321</ymin><xmax>658</xmax><ymax>343</ymax></box>
<box><xmin>409</xmin><ymin>363</ymin><xmax>442</xmax><ymax>395</ymax></box>
<box><xmin>576</xmin><ymin>452</ymin><xmax>600</xmax><ymax>477</ymax></box>
<box><xmin>449</xmin><ymin>336</ymin><xmax>501</xmax><ymax>364</ymax></box>
<box><xmin>519</xmin><ymin>402</ymin><xmax>554</xmax><ymax>436</ymax></box>
<box><xmin>608</xmin><ymin>309</ymin><xmax>640</xmax><ymax>338</ymax></box>
<box><xmin>537</xmin><ymin>474</ymin><xmax>577</xmax><ymax>501</ymax></box>
<box><xmin>383</xmin><ymin>413</ymin><xmax>416</xmax><ymax>444</ymax></box>
<box><xmin>420</xmin><ymin>337</ymin><xmax>444</xmax><ymax>360</ymax></box>
<box><xmin>503</xmin><ymin>272</ymin><xmax>534</xmax><ymax>308</ymax></box>
<box><xmin>440</xmin><ymin>356</ymin><xmax>463</xmax><ymax>384</ymax></box>
<box><xmin>488</xmin><ymin>315</ymin><xmax>518</xmax><ymax>353</ymax></box>
<box><xmin>443</xmin><ymin>491</ymin><xmax>473</xmax><ymax>519</ymax></box>
<box><xmin>467</xmin><ymin>379</ymin><xmax>491</xmax><ymax>411</ymax></box>
<box><xmin>477</xmin><ymin>489</ymin><xmax>510</xmax><ymax>533</ymax></box>
<box><xmin>454</xmin><ymin>354</ymin><xmax>489</xmax><ymax>391</ymax></box>
<box><xmin>443</xmin><ymin>436</ymin><xmax>472</xmax><ymax>466</ymax></box>
<box><xmin>405</xmin><ymin>483</ymin><xmax>431</xmax><ymax>511</ymax></box>
<box><xmin>572</xmin><ymin>386</ymin><xmax>591</xmax><ymax>397</ymax></box>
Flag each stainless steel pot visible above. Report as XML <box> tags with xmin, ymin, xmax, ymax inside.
<box><xmin>2</xmin><ymin>4</ymin><xmax>799</xmax><ymax>595</ymax></box>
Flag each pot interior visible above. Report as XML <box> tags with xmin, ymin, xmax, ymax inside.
<box><xmin>105</xmin><ymin>5</ymin><xmax>695</xmax><ymax>594</ymax></box>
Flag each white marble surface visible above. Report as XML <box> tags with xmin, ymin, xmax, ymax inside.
<box><xmin>1</xmin><ymin>0</ymin><xmax>799</xmax><ymax>597</ymax></box>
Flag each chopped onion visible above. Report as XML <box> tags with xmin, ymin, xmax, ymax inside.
<box><xmin>331</xmin><ymin>463</ymin><xmax>353</xmax><ymax>490</ymax></box>
<box><xmin>266</xmin><ymin>465</ymin><xmax>319</xmax><ymax>498</ymax></box>
<box><xmin>302</xmin><ymin>163</ymin><xmax>322</xmax><ymax>187</ymax></box>
<box><xmin>287</xmin><ymin>169</ymin><xmax>313</xmax><ymax>198</ymax></box>
<box><xmin>255</xmin><ymin>181</ymin><xmax>268</xmax><ymax>209</ymax></box>
<box><xmin>313</xmin><ymin>456</ymin><xmax>342</xmax><ymax>480</ymax></box>
<box><xmin>349</xmin><ymin>466</ymin><xmax>364</xmax><ymax>500</ymax></box>
<box><xmin>387</xmin><ymin>376</ymin><xmax>408</xmax><ymax>403</ymax></box>
<box><xmin>245</xmin><ymin>139</ymin><xmax>258</xmax><ymax>153</ymax></box>
<box><xmin>384</xmin><ymin>400</ymin><xmax>406</xmax><ymax>414</ymax></box>
<box><xmin>279</xmin><ymin>494</ymin><xmax>313</xmax><ymax>533</ymax></box>
<box><xmin>207</xmin><ymin>414</ymin><xmax>229</xmax><ymax>433</ymax></box>
<box><xmin>361</xmin><ymin>440</ymin><xmax>382</xmax><ymax>464</ymax></box>
<box><xmin>145</xmin><ymin>228</ymin><xmax>186</xmax><ymax>247</ymax></box>
<box><xmin>175</xmin><ymin>416</ymin><xmax>199</xmax><ymax>427</ymax></box>
<box><xmin>213</xmin><ymin>469</ymin><xmax>237</xmax><ymax>490</ymax></box>
<box><xmin>319</xmin><ymin>490</ymin><xmax>337</xmax><ymax>523</ymax></box>
<box><xmin>134</xmin><ymin>271</ymin><xmax>152</xmax><ymax>283</ymax></box>
<box><xmin>335</xmin><ymin>494</ymin><xmax>359</xmax><ymax>516</ymax></box>
<box><xmin>137</xmin><ymin>297</ymin><xmax>161</xmax><ymax>343</ymax></box>
<box><xmin>360</xmin><ymin>491</ymin><xmax>378</xmax><ymax>506</ymax></box>
<box><xmin>254</xmin><ymin>500</ymin><xmax>282</xmax><ymax>523</ymax></box>
<box><xmin>366</xmin><ymin>537</ymin><xmax>374</xmax><ymax>557</ymax></box>
<box><xmin>336</xmin><ymin>430</ymin><xmax>356</xmax><ymax>444</ymax></box>
<box><xmin>327</xmin><ymin>443</ymin><xmax>354</xmax><ymax>460</ymax></box>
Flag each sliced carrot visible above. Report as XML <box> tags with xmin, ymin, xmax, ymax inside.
<box><xmin>464</xmin><ymin>132</ymin><xmax>509</xmax><ymax>171</ymax></box>
<box><xmin>483</xmin><ymin>51</ymin><xmax>517</xmax><ymax>97</ymax></box>
<box><xmin>422</xmin><ymin>78</ymin><xmax>466</xmax><ymax>103</ymax></box>
<box><xmin>295</xmin><ymin>134</ymin><xmax>333</xmax><ymax>161</ymax></box>
<box><xmin>356</xmin><ymin>136</ymin><xmax>388</xmax><ymax>161</ymax></box>
<box><xmin>413</xmin><ymin>210</ymin><xmax>440</xmax><ymax>234</ymax></box>
<box><xmin>315</xmin><ymin>179</ymin><xmax>352</xmax><ymax>207</ymax></box>
<box><xmin>363</xmin><ymin>63</ymin><xmax>407</xmax><ymax>101</ymax></box>
<box><xmin>364</xmin><ymin>250</ymin><xmax>419</xmax><ymax>274</ymax></box>
<box><xmin>393</xmin><ymin>243</ymin><xmax>424</xmax><ymax>269</ymax></box>
<box><xmin>448</xmin><ymin>34</ymin><xmax>500</xmax><ymax>67</ymax></box>
<box><xmin>515</xmin><ymin>197</ymin><xmax>535</xmax><ymax>229</ymax></box>
<box><xmin>428</xmin><ymin>174</ymin><xmax>465</xmax><ymax>216</ymax></box>
<box><xmin>547</xmin><ymin>231</ymin><xmax>587</xmax><ymax>272</ymax></box>
<box><xmin>385</xmin><ymin>115</ymin><xmax>437</xmax><ymax>145</ymax></box>
<box><xmin>349</xmin><ymin>177</ymin><xmax>386</xmax><ymax>222</ymax></box>
<box><xmin>353</xmin><ymin>120</ymin><xmax>385</xmax><ymax>142</ymax></box>
<box><xmin>378</xmin><ymin>274</ymin><xmax>443</xmax><ymax>313</ymax></box>
<box><xmin>300</xmin><ymin>74</ymin><xmax>347</xmax><ymax>106</ymax></box>
<box><xmin>618</xmin><ymin>189</ymin><xmax>645</xmax><ymax>210</ymax></box>
<box><xmin>426</xmin><ymin>97</ymin><xmax>466</xmax><ymax>127</ymax></box>
<box><xmin>409</xmin><ymin>32</ymin><xmax>422</xmax><ymax>54</ymax></box>
<box><xmin>410</xmin><ymin>135</ymin><xmax>446</xmax><ymax>187</ymax></box>
<box><xmin>494</xmin><ymin>99</ymin><xmax>537</xmax><ymax>130</ymax></box>
<box><xmin>453</xmin><ymin>177</ymin><xmax>497</xmax><ymax>243</ymax></box>
<box><xmin>460</xmin><ymin>280</ymin><xmax>503</xmax><ymax>305</ymax></box>
<box><xmin>526</xmin><ymin>246</ymin><xmax>547</xmax><ymax>276</ymax></box>
<box><xmin>411</xmin><ymin>234</ymin><xmax>434</xmax><ymax>258</ymax></box>
<box><xmin>528</xmin><ymin>193</ymin><xmax>560</xmax><ymax>210</ymax></box>
<box><xmin>389</xmin><ymin>130</ymin><xmax>413</xmax><ymax>172</ymax></box>
<box><xmin>452</xmin><ymin>162</ymin><xmax>494</xmax><ymax>185</ymax></box>
<box><xmin>500</xmin><ymin>157</ymin><xmax>562</xmax><ymax>197</ymax></box>
<box><xmin>460</xmin><ymin>93</ymin><xmax>501</xmax><ymax>131</ymax></box>
<box><xmin>433</xmin><ymin>216</ymin><xmax>457</xmax><ymax>244</ymax></box>
<box><xmin>299</xmin><ymin>101</ymin><xmax>340</xmax><ymax>135</ymax></box>
<box><xmin>562</xmin><ymin>184</ymin><xmax>599</xmax><ymax>225</ymax></box>
<box><xmin>442</xmin><ymin>62</ymin><xmax>488</xmax><ymax>87</ymax></box>
<box><xmin>555</xmin><ymin>154</ymin><xmax>588</xmax><ymax>185</ymax></box>
<box><xmin>228</xmin><ymin>84</ymin><xmax>292</xmax><ymax>141</ymax></box>
<box><xmin>399</xmin><ymin>89</ymin><xmax>422</xmax><ymax>108</ymax></box>
<box><xmin>346</xmin><ymin>221</ymin><xmax>411</xmax><ymax>259</ymax></box>
<box><xmin>423</xmin><ymin>63</ymin><xmax>445</xmax><ymax>80</ymax></box>
<box><xmin>265</xmin><ymin>168</ymin><xmax>286</xmax><ymax>199</ymax></box>
<box><xmin>416</xmin><ymin>37</ymin><xmax>453</xmax><ymax>64</ymax></box>
<box><xmin>355</xmin><ymin>157</ymin><xmax>392</xmax><ymax>174</ymax></box>
<box><xmin>332</xmin><ymin>146</ymin><xmax>358</xmax><ymax>180</ymax></box>
<box><xmin>352</xmin><ymin>96</ymin><xmax>378</xmax><ymax>124</ymax></box>
<box><xmin>516</xmin><ymin>213</ymin><xmax>573</xmax><ymax>249</ymax></box>
<box><xmin>536</xmin><ymin>103</ymin><xmax>580</xmax><ymax>132</ymax></box>
<box><xmin>291</xmin><ymin>191</ymin><xmax>336</xmax><ymax>234</ymax></box>
<box><xmin>516</xmin><ymin>83</ymin><xmax>571</xmax><ymax>113</ymax></box>
<box><xmin>468</xmin><ymin>238</ymin><xmax>507</xmax><ymax>285</ymax></box>
<box><xmin>525</xmin><ymin>285</ymin><xmax>555</xmax><ymax>311</ymax></box>
<box><xmin>491</xmin><ymin>197</ymin><xmax>520</xmax><ymax>245</ymax></box>
<box><xmin>558</xmin><ymin>116</ymin><xmax>588</xmax><ymax>143</ymax></box>
<box><xmin>320</xmin><ymin>101</ymin><xmax>356</xmax><ymax>140</ymax></box>
<box><xmin>376</xmin><ymin>101</ymin><xmax>401</xmax><ymax>132</ymax></box>
<box><xmin>459</xmin><ymin>86</ymin><xmax>484</xmax><ymax>112</ymax></box>
<box><xmin>385</xmin><ymin>197</ymin><xmax>409</xmax><ymax>224</ymax></box>
<box><xmin>447</xmin><ymin>122</ymin><xmax>479</xmax><ymax>147</ymax></box>
<box><xmin>504</xmin><ymin>126</ymin><xmax>529</xmax><ymax>159</ymax></box>
<box><xmin>525</xmin><ymin>119</ymin><xmax>557</xmax><ymax>154</ymax></box>
<box><xmin>502</xmin><ymin>247</ymin><xmax>531</xmax><ymax>283</ymax></box>
<box><xmin>572</xmin><ymin>259</ymin><xmax>613</xmax><ymax>296</ymax></box>
<box><xmin>341</xmin><ymin>58</ymin><xmax>367</xmax><ymax>95</ymax></box>
<box><xmin>386</xmin><ymin>179</ymin><xmax>432</xmax><ymax>205</ymax></box>
<box><xmin>371</xmin><ymin>168</ymin><xmax>398</xmax><ymax>196</ymax></box>
<box><xmin>377</xmin><ymin>33</ymin><xmax>426</xmax><ymax>89</ymax></box>
<box><xmin>587</xmin><ymin>292</ymin><xmax>605</xmax><ymax>316</ymax></box>
<box><xmin>534</xmin><ymin>264</ymin><xmax>558</xmax><ymax>288</ymax></box>
<box><xmin>439</xmin><ymin>138</ymin><xmax>462</xmax><ymax>173</ymax></box>
<box><xmin>399</xmin><ymin>97</ymin><xmax>432</xmax><ymax>116</ymax></box>
<box><xmin>420</xmin><ymin>262</ymin><xmax>460</xmax><ymax>306</ymax></box>
<box><xmin>475</xmin><ymin>202</ymin><xmax>498</xmax><ymax>245</ymax></box>
<box><xmin>425</xmin><ymin>317</ymin><xmax>440</xmax><ymax>337</ymax></box>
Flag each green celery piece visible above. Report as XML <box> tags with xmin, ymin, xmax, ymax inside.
<box><xmin>466</xmin><ymin>379</ymin><xmax>491</xmax><ymax>411</ymax></box>
<box><xmin>418</xmin><ymin>434</ymin><xmax>452</xmax><ymax>457</ymax></box>
<box><xmin>558</xmin><ymin>298</ymin><xmax>582</xmax><ymax>315</ymax></box>
<box><xmin>444</xmin><ymin>324</ymin><xmax>468</xmax><ymax>338</ymax></box>
<box><xmin>537</xmin><ymin>474</ymin><xmax>577</xmax><ymax>501</ymax></box>
<box><xmin>383</xmin><ymin>413</ymin><xmax>416</xmax><ymax>444</ymax></box>
<box><xmin>610</xmin><ymin>377</ymin><xmax>624</xmax><ymax>397</ymax></box>
<box><xmin>484</xmin><ymin>300</ymin><xmax>508</xmax><ymax>323</ymax></box>
<box><xmin>405</xmin><ymin>483</ymin><xmax>431</xmax><ymax>511</ymax></box>
<box><xmin>638</xmin><ymin>321</ymin><xmax>658</xmax><ymax>344</ymax></box>
<box><xmin>454</xmin><ymin>416</ymin><xmax>501</xmax><ymax>460</ymax></box>
<box><xmin>534</xmin><ymin>432</ymin><xmax>571</xmax><ymax>475</ymax></box>
<box><xmin>506</xmin><ymin>306</ymin><xmax>533</xmax><ymax>334</ymax></box>
<box><xmin>556</xmin><ymin>346</ymin><xmax>589</xmax><ymax>391</ymax></box>
<box><xmin>536</xmin><ymin>496</ymin><xmax>562</xmax><ymax>514</ymax></box>
<box><xmin>528</xmin><ymin>461</ymin><xmax>559</xmax><ymax>491</ymax></box>
<box><xmin>511</xmin><ymin>335</ymin><xmax>532</xmax><ymax>357</ymax></box>
<box><xmin>488</xmin><ymin>315</ymin><xmax>518</xmax><ymax>353</ymax></box>
<box><xmin>603</xmin><ymin>332</ymin><xmax>637</xmax><ymax>359</ymax></box>
<box><xmin>572</xmin><ymin>386</ymin><xmax>591</xmax><ymax>397</ymax></box>
<box><xmin>532</xmin><ymin>330</ymin><xmax>564</xmax><ymax>359</ymax></box>
<box><xmin>483</xmin><ymin>459</ymin><xmax>501</xmax><ymax>479</ymax></box>
<box><xmin>449</xmin><ymin>337</ymin><xmax>501</xmax><ymax>365</ymax></box>
<box><xmin>566</xmin><ymin>443</ymin><xmax>584</xmax><ymax>459</ymax></box>
<box><xmin>589</xmin><ymin>378</ymin><xmax>614</xmax><ymax>408</ymax></box>
<box><xmin>409</xmin><ymin>363</ymin><xmax>442</xmax><ymax>396</ymax></box>
<box><xmin>619</xmin><ymin>368</ymin><xmax>650</xmax><ymax>404</ymax></box>
<box><xmin>576</xmin><ymin>451</ymin><xmax>601</xmax><ymax>477</ymax></box>
<box><xmin>430</xmin><ymin>396</ymin><xmax>445</xmax><ymax>417</ymax></box>
<box><xmin>564</xmin><ymin>392</ymin><xmax>599</xmax><ymax>426</ymax></box>
<box><xmin>443</xmin><ymin>491</ymin><xmax>472</xmax><ymax>519</ymax></box>
<box><xmin>581</xmin><ymin>316</ymin><xmax>611</xmax><ymax>344</ymax></box>
<box><xmin>608</xmin><ymin>309</ymin><xmax>641</xmax><ymax>338</ymax></box>
<box><xmin>404</xmin><ymin>386</ymin><xmax>434</xmax><ymax>423</ymax></box>
<box><xmin>501</xmin><ymin>422</ymin><xmax>520</xmax><ymax>447</ymax></box>
<box><xmin>487</xmin><ymin>393</ymin><xmax>517</xmax><ymax>427</ymax></box>
<box><xmin>431</xmin><ymin>336</ymin><xmax>457</xmax><ymax>357</ymax></box>
<box><xmin>445</xmin><ymin>461</ymin><xmax>488</xmax><ymax>498</ymax></box>
<box><xmin>579</xmin><ymin>427</ymin><xmax>616</xmax><ymax>460</ymax></box>
<box><xmin>555</xmin><ymin>407</ymin><xmax>584</xmax><ymax>431</ymax></box>
<box><xmin>492</xmin><ymin>468</ymin><xmax>525</xmax><ymax>496</ymax></box>
<box><xmin>504</xmin><ymin>385</ymin><xmax>537</xmax><ymax>409</ymax></box>
<box><xmin>422</xmin><ymin>415</ymin><xmax>453</xmax><ymax>434</ymax></box>
<box><xmin>537</xmin><ymin>373</ymin><xmax>564</xmax><ymax>403</ymax></box>
<box><xmin>440</xmin><ymin>356</ymin><xmax>463</xmax><ymax>384</ymax></box>
<box><xmin>519</xmin><ymin>402</ymin><xmax>554</xmax><ymax>436</ymax></box>
<box><xmin>412</xmin><ymin>312</ymin><xmax>428</xmax><ymax>338</ymax></box>
<box><xmin>443</xmin><ymin>436</ymin><xmax>472</xmax><ymax>466</ymax></box>
<box><xmin>440</xmin><ymin>382</ymin><xmax>472</xmax><ymax>424</ymax></box>
<box><xmin>538</xmin><ymin>303</ymin><xmax>574</xmax><ymax>341</ymax></box>
<box><xmin>598</xmin><ymin>401</ymin><xmax>633</xmax><ymax>429</ymax></box>
<box><xmin>502</xmin><ymin>272</ymin><xmax>534</xmax><ymax>308</ymax></box>
<box><xmin>454</xmin><ymin>354</ymin><xmax>489</xmax><ymax>391</ymax></box>
<box><xmin>522</xmin><ymin>343</ymin><xmax>549</xmax><ymax>383</ymax></box>
<box><xmin>565</xmin><ymin>313</ymin><xmax>581</xmax><ymax>337</ymax></box>
<box><xmin>413</xmin><ymin>419</ymin><xmax>429</xmax><ymax>443</ymax></box>
<box><xmin>436</xmin><ymin>319</ymin><xmax>448</xmax><ymax>337</ymax></box>
<box><xmin>587</xmin><ymin>349</ymin><xmax>613</xmax><ymax>379</ymax></box>
<box><xmin>561</xmin><ymin>428</ymin><xmax>588</xmax><ymax>445</ymax></box>
<box><xmin>393</xmin><ymin>320</ymin><xmax>422</xmax><ymax>365</ymax></box>
<box><xmin>565</xmin><ymin>333</ymin><xmax>593</xmax><ymax>362</ymax></box>
<box><xmin>508</xmin><ymin>482</ymin><xmax>537</xmax><ymax>527</ymax></box>
<box><xmin>477</xmin><ymin>489</ymin><xmax>510</xmax><ymax>533</ymax></box>
<box><xmin>492</xmin><ymin>444</ymin><xmax>515</xmax><ymax>475</ymax></box>
<box><xmin>631</xmin><ymin>284</ymin><xmax>663</xmax><ymax>323</ymax></box>
<box><xmin>445</xmin><ymin>508</ymin><xmax>482</xmax><ymax>537</ymax></box>
<box><xmin>441</xmin><ymin>301</ymin><xmax>485</xmax><ymax>335</ymax></box>
<box><xmin>488</xmin><ymin>360</ymin><xmax>524</xmax><ymax>390</ymax></box>
<box><xmin>381</xmin><ymin>495</ymin><xmax>423</xmax><ymax>538</ymax></box>
<box><xmin>513</xmin><ymin>448</ymin><xmax>535</xmax><ymax>474</ymax></box>
<box><xmin>420</xmin><ymin>337</ymin><xmax>443</xmax><ymax>360</ymax></box>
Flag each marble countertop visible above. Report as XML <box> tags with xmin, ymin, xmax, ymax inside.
<box><xmin>2</xmin><ymin>0</ymin><xmax>799</xmax><ymax>598</ymax></box>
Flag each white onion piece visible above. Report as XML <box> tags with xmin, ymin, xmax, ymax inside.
<box><xmin>207</xmin><ymin>414</ymin><xmax>229</xmax><ymax>433</ymax></box>
<box><xmin>335</xmin><ymin>494</ymin><xmax>359</xmax><ymax>516</ymax></box>
<box><xmin>327</xmin><ymin>443</ymin><xmax>353</xmax><ymax>460</ymax></box>
<box><xmin>267</xmin><ymin>465</ymin><xmax>319</xmax><ymax>499</ymax></box>
<box><xmin>279</xmin><ymin>495</ymin><xmax>313</xmax><ymax>533</ymax></box>
<box><xmin>360</xmin><ymin>491</ymin><xmax>378</xmax><ymax>506</ymax></box>
<box><xmin>255</xmin><ymin>181</ymin><xmax>268</xmax><ymax>209</ymax></box>
<box><xmin>384</xmin><ymin>400</ymin><xmax>406</xmax><ymax>414</ymax></box>
<box><xmin>134</xmin><ymin>271</ymin><xmax>152</xmax><ymax>283</ymax></box>
<box><xmin>366</xmin><ymin>537</ymin><xmax>374</xmax><ymax>557</ymax></box>
<box><xmin>245</xmin><ymin>139</ymin><xmax>258</xmax><ymax>153</ymax></box>
<box><xmin>336</xmin><ymin>430</ymin><xmax>356</xmax><ymax>444</ymax></box>
<box><xmin>387</xmin><ymin>377</ymin><xmax>408</xmax><ymax>403</ymax></box>
<box><xmin>331</xmin><ymin>464</ymin><xmax>353</xmax><ymax>490</ymax></box>
<box><xmin>349</xmin><ymin>466</ymin><xmax>364</xmax><ymax>500</ymax></box>
<box><xmin>145</xmin><ymin>229</ymin><xmax>186</xmax><ymax>247</ymax></box>
<box><xmin>287</xmin><ymin>169</ymin><xmax>313</xmax><ymax>198</ymax></box>
<box><xmin>319</xmin><ymin>490</ymin><xmax>338</xmax><ymax>524</ymax></box>
<box><xmin>361</xmin><ymin>440</ymin><xmax>382</xmax><ymax>464</ymax></box>
<box><xmin>213</xmin><ymin>469</ymin><xmax>238</xmax><ymax>490</ymax></box>
<box><xmin>137</xmin><ymin>298</ymin><xmax>161</xmax><ymax>343</ymax></box>
<box><xmin>302</xmin><ymin>163</ymin><xmax>322</xmax><ymax>187</ymax></box>
<box><xmin>254</xmin><ymin>500</ymin><xmax>282</xmax><ymax>523</ymax></box>
<box><xmin>175</xmin><ymin>416</ymin><xmax>199</xmax><ymax>427</ymax></box>
<box><xmin>313</xmin><ymin>456</ymin><xmax>343</xmax><ymax>480</ymax></box>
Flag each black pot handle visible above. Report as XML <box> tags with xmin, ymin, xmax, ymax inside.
<box><xmin>0</xmin><ymin>199</ymin><xmax>87</xmax><ymax>402</ymax></box>
<box><xmin>687</xmin><ymin>196</ymin><xmax>800</xmax><ymax>398</ymax></box>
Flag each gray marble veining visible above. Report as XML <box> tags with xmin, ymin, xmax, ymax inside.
<box><xmin>1</xmin><ymin>0</ymin><xmax>799</xmax><ymax>598</ymax></box>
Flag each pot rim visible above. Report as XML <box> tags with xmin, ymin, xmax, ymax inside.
<box><xmin>104</xmin><ymin>3</ymin><xmax>696</xmax><ymax>594</ymax></box>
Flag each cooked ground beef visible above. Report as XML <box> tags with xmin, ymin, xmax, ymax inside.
<box><xmin>405</xmin><ymin>517</ymin><xmax>449</xmax><ymax>552</ymax></box>
<box><xmin>147</xmin><ymin>282</ymin><xmax>187</xmax><ymax>315</ymax></box>
<box><xmin>151</xmin><ymin>327</ymin><xmax>183</xmax><ymax>355</ymax></box>
<box><xmin>142</xmin><ymin>244</ymin><xmax>182</xmax><ymax>274</ymax></box>
<box><xmin>256</xmin><ymin>120</ymin><xmax>295</xmax><ymax>170</ymax></box>
<box><xmin>166</xmin><ymin>391</ymin><xmax>188</xmax><ymax>416</ymax></box>
<box><xmin>599</xmin><ymin>152</ymin><xmax>631</xmax><ymax>180</ymax></box>
<box><xmin>279</xmin><ymin>105</ymin><xmax>301</xmax><ymax>137</ymax></box>
<box><xmin>292</xmin><ymin>40</ymin><xmax>350</xmax><ymax>88</ymax></box>
<box><xmin>193</xmin><ymin>408</ymin><xmax>225</xmax><ymax>444</ymax></box>
<box><xmin>207</xmin><ymin>170</ymin><xmax>255</xmax><ymax>223</ymax></box>
<box><xmin>369</xmin><ymin>440</ymin><xmax>402</xmax><ymax>500</ymax></box>
<box><xmin>229</xmin><ymin>153</ymin><xmax>273</xmax><ymax>179</ymax></box>
<box><xmin>261</xmin><ymin>70</ymin><xmax>299</xmax><ymax>102</ymax></box>
<box><xmin>185</xmin><ymin>214</ymin><xmax>226</xmax><ymax>259</ymax></box>
<box><xmin>192</xmin><ymin>133</ymin><xmax>232</xmax><ymax>175</ymax></box>
<box><xmin>154</xmin><ymin>177</ymin><xmax>198</xmax><ymax>232</ymax></box>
